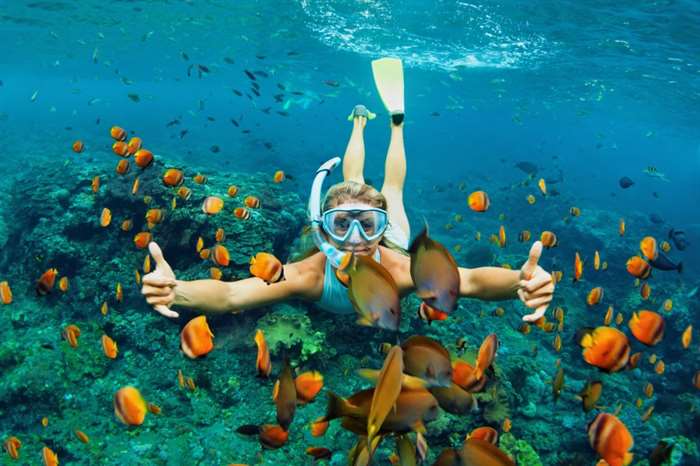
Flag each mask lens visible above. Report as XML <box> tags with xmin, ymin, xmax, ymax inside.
<box><xmin>323</xmin><ymin>208</ymin><xmax>388</xmax><ymax>242</ymax></box>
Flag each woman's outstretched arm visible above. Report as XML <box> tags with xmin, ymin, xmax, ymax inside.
<box><xmin>142</xmin><ymin>242</ymin><xmax>322</xmax><ymax>318</ymax></box>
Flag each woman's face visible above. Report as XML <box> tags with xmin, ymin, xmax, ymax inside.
<box><xmin>325</xmin><ymin>201</ymin><xmax>383</xmax><ymax>256</ymax></box>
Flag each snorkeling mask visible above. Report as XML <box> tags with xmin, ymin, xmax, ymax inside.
<box><xmin>322</xmin><ymin>205</ymin><xmax>388</xmax><ymax>244</ymax></box>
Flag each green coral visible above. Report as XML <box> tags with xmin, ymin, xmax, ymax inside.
<box><xmin>659</xmin><ymin>435</ymin><xmax>699</xmax><ymax>466</ymax></box>
<box><xmin>498</xmin><ymin>432</ymin><xmax>543</xmax><ymax>466</ymax></box>
<box><xmin>254</xmin><ymin>303</ymin><xmax>326</xmax><ymax>361</ymax></box>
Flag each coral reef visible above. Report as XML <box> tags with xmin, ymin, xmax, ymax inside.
<box><xmin>253</xmin><ymin>303</ymin><xmax>327</xmax><ymax>361</ymax></box>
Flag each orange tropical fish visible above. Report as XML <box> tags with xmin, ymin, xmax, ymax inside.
<box><xmin>112</xmin><ymin>140</ymin><xmax>129</xmax><ymax>157</ymax></box>
<box><xmin>180</xmin><ymin>315</ymin><xmax>214</xmax><ymax>358</ymax></box>
<box><xmin>215</xmin><ymin>228</ymin><xmax>225</xmax><ymax>242</ymax></box>
<box><xmin>255</xmin><ymin>329</ymin><xmax>272</xmax><ymax>377</ymax></box>
<box><xmin>126</xmin><ymin>136</ymin><xmax>142</xmax><ymax>154</ymax></box>
<box><xmin>643</xmin><ymin>382</ymin><xmax>653</xmax><ymax>398</ymax></box>
<box><xmin>143</xmin><ymin>254</ymin><xmax>151</xmax><ymax>273</ymax></box>
<box><xmin>498</xmin><ymin>225</ymin><xmax>506</xmax><ymax>248</ymax></box>
<box><xmin>114</xmin><ymin>386</ymin><xmax>148</xmax><ymax>425</ymax></box>
<box><xmin>467</xmin><ymin>191</ymin><xmax>490</xmax><ymax>212</ymax></box>
<box><xmin>618</xmin><ymin>218</ymin><xmax>625</xmax><ymax>236</ymax></box>
<box><xmin>162</xmin><ymin>168</ymin><xmax>184</xmax><ymax>187</ymax></box>
<box><xmin>62</xmin><ymin>324</ymin><xmax>81</xmax><ymax>348</ymax></box>
<box><xmin>502</xmin><ymin>418</ymin><xmax>512</xmax><ymax>433</ymax></box>
<box><xmin>553</xmin><ymin>334</ymin><xmax>562</xmax><ymax>352</ymax></box>
<box><xmin>102</xmin><ymin>334</ymin><xmax>118</xmax><ymax>359</ymax></box>
<box><xmin>593</xmin><ymin>251</ymin><xmax>600</xmax><ymax>271</ymax></box>
<box><xmin>199</xmin><ymin>248</ymin><xmax>210</xmax><ymax>260</ymax></box>
<box><xmin>660</xmin><ymin>240</ymin><xmax>671</xmax><ymax>252</ymax></box>
<box><xmin>36</xmin><ymin>268</ymin><xmax>58</xmax><ymax>295</ymax></box>
<box><xmin>541</xmin><ymin>231</ymin><xmax>558</xmax><ymax>248</ymax></box>
<box><xmin>628</xmin><ymin>310</ymin><xmax>665</xmax><ymax>346</ymax></box>
<box><xmin>100</xmin><ymin>301</ymin><xmax>108</xmax><ymax>315</ymax></box>
<box><xmin>587</xmin><ymin>287</ymin><xmax>604</xmax><ymax>306</ymax></box>
<box><xmin>110</xmin><ymin>126</ymin><xmax>126</xmax><ymax>140</ymax></box>
<box><xmin>74</xmin><ymin>430</ymin><xmax>89</xmax><ymax>443</ymax></box>
<box><xmin>418</xmin><ymin>301</ymin><xmax>449</xmax><ymax>325</ymax></box>
<box><xmin>100</xmin><ymin>208</ymin><xmax>112</xmax><ymax>227</ymax></box>
<box><xmin>134</xmin><ymin>149</ymin><xmax>153</xmax><ymax>168</ymax></box>
<box><xmin>72</xmin><ymin>140</ymin><xmax>84</xmax><ymax>153</ymax></box>
<box><xmin>227</xmin><ymin>185</ymin><xmax>239</xmax><ymax>197</ymax></box>
<box><xmin>249</xmin><ymin>252</ymin><xmax>284</xmax><ymax>284</ymax></box>
<box><xmin>1</xmin><ymin>281</ymin><xmax>13</xmax><ymax>304</ymax></box>
<box><xmin>625</xmin><ymin>256</ymin><xmax>651</xmax><ymax>279</ymax></box>
<box><xmin>641</xmin><ymin>405</ymin><xmax>654</xmax><ymax>422</ymax></box>
<box><xmin>526</xmin><ymin>194</ymin><xmax>536</xmax><ymax>205</ymax></box>
<box><xmin>202</xmin><ymin>196</ymin><xmax>224</xmax><ymax>214</ymax></box>
<box><xmin>615</xmin><ymin>312</ymin><xmax>624</xmax><ymax>326</ymax></box>
<box><xmin>134</xmin><ymin>269</ymin><xmax>141</xmax><ymax>285</ymax></box>
<box><xmin>654</xmin><ymin>360</ymin><xmax>665</xmax><ymax>375</ymax></box>
<box><xmin>451</xmin><ymin>359</ymin><xmax>486</xmax><ymax>393</ymax></box>
<box><xmin>3</xmin><ymin>436</ymin><xmax>21</xmax><ymax>459</ymax></box>
<box><xmin>193</xmin><ymin>173</ymin><xmax>207</xmax><ymax>184</ymax></box>
<box><xmin>662</xmin><ymin>299</ymin><xmax>672</xmax><ymax>312</ymax></box>
<box><xmin>310</xmin><ymin>416</ymin><xmax>329</xmax><ymax>437</ymax></box>
<box><xmin>145</xmin><ymin>208</ymin><xmax>164</xmax><ymax>227</ymax></box>
<box><xmin>587</xmin><ymin>413</ymin><xmax>633</xmax><ymax>466</ymax></box>
<box><xmin>58</xmin><ymin>276</ymin><xmax>69</xmax><ymax>292</ymax></box>
<box><xmin>116</xmin><ymin>159</ymin><xmax>130</xmax><ymax>175</ymax></box>
<box><xmin>573</xmin><ymin>252</ymin><xmax>583</xmax><ymax>282</ymax></box>
<box><xmin>639</xmin><ymin>236</ymin><xmax>658</xmax><ymax>261</ymax></box>
<box><xmin>131</xmin><ymin>176</ymin><xmax>140</xmax><ymax>195</ymax></box>
<box><xmin>294</xmin><ymin>371</ymin><xmax>324</xmax><ymax>404</ymax></box>
<box><xmin>693</xmin><ymin>371</ymin><xmax>700</xmax><ymax>389</ymax></box>
<box><xmin>147</xmin><ymin>403</ymin><xmax>161</xmax><ymax>415</ymax></box>
<box><xmin>604</xmin><ymin>306</ymin><xmax>614</xmax><ymax>326</ymax></box>
<box><xmin>133</xmin><ymin>232</ymin><xmax>152</xmax><ymax>249</ymax></box>
<box><xmin>273</xmin><ymin>170</ymin><xmax>285</xmax><ymax>183</ymax></box>
<box><xmin>196</xmin><ymin>236</ymin><xmax>204</xmax><ymax>252</ymax></box>
<box><xmin>648</xmin><ymin>353</ymin><xmax>657</xmax><ymax>365</ymax></box>
<box><xmin>518</xmin><ymin>230</ymin><xmax>531</xmax><ymax>242</ymax></box>
<box><xmin>627</xmin><ymin>352</ymin><xmax>641</xmax><ymax>369</ymax></box>
<box><xmin>467</xmin><ymin>426</ymin><xmax>498</xmax><ymax>444</ymax></box>
<box><xmin>234</xmin><ymin>207</ymin><xmax>250</xmax><ymax>220</ymax></box>
<box><xmin>537</xmin><ymin>178</ymin><xmax>546</xmax><ymax>195</ymax></box>
<box><xmin>244</xmin><ymin>195</ymin><xmax>261</xmax><ymax>208</ymax></box>
<box><xmin>210</xmin><ymin>267</ymin><xmax>222</xmax><ymax>280</ymax></box>
<box><xmin>578</xmin><ymin>326</ymin><xmax>630</xmax><ymax>373</ymax></box>
<box><xmin>91</xmin><ymin>175</ymin><xmax>100</xmax><ymax>193</ymax></box>
<box><xmin>115</xmin><ymin>282</ymin><xmax>123</xmax><ymax>302</ymax></box>
<box><xmin>259</xmin><ymin>424</ymin><xmax>289</xmax><ymax>449</ymax></box>
<box><xmin>570</xmin><ymin>206</ymin><xmax>581</xmax><ymax>217</ymax></box>
<box><xmin>175</xmin><ymin>186</ymin><xmax>191</xmax><ymax>200</ymax></box>
<box><xmin>640</xmin><ymin>282</ymin><xmax>651</xmax><ymax>300</ymax></box>
<box><xmin>212</xmin><ymin>244</ymin><xmax>230</xmax><ymax>267</ymax></box>
<box><xmin>42</xmin><ymin>446</ymin><xmax>58</xmax><ymax>466</ymax></box>
<box><xmin>682</xmin><ymin>325</ymin><xmax>692</xmax><ymax>349</ymax></box>
<box><xmin>121</xmin><ymin>219</ymin><xmax>133</xmax><ymax>232</ymax></box>
<box><xmin>41</xmin><ymin>417</ymin><xmax>48</xmax><ymax>427</ymax></box>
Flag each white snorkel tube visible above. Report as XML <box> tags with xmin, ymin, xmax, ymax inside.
<box><xmin>308</xmin><ymin>157</ymin><xmax>352</xmax><ymax>269</ymax></box>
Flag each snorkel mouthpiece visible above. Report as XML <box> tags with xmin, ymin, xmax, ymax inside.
<box><xmin>308</xmin><ymin>157</ymin><xmax>351</xmax><ymax>269</ymax></box>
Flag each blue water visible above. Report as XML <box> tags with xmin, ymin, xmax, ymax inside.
<box><xmin>1</xmin><ymin>1</ymin><xmax>699</xmax><ymax>465</ymax></box>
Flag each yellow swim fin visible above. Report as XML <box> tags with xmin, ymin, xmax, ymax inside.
<box><xmin>371</xmin><ymin>57</ymin><xmax>404</xmax><ymax>115</ymax></box>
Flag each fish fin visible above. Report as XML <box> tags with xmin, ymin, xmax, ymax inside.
<box><xmin>623</xmin><ymin>452</ymin><xmax>634</xmax><ymax>465</ymax></box>
<box><xmin>356</xmin><ymin>317</ymin><xmax>373</xmax><ymax>327</ymax></box>
<box><xmin>356</xmin><ymin>368</ymin><xmax>379</xmax><ymax>383</ymax></box>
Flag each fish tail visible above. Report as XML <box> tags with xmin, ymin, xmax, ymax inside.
<box><xmin>325</xmin><ymin>391</ymin><xmax>347</xmax><ymax>421</ymax></box>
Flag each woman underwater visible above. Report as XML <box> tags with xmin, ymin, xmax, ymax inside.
<box><xmin>141</xmin><ymin>58</ymin><xmax>554</xmax><ymax>323</ymax></box>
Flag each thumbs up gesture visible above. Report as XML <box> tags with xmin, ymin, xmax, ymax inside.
<box><xmin>518</xmin><ymin>241</ymin><xmax>554</xmax><ymax>322</ymax></box>
<box><xmin>141</xmin><ymin>242</ymin><xmax>179</xmax><ymax>318</ymax></box>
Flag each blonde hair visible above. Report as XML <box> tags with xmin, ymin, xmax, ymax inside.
<box><xmin>322</xmin><ymin>181</ymin><xmax>387</xmax><ymax>212</ymax></box>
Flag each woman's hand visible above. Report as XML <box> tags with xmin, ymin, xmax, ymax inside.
<box><xmin>141</xmin><ymin>242</ymin><xmax>179</xmax><ymax>318</ymax></box>
<box><xmin>518</xmin><ymin>241</ymin><xmax>554</xmax><ymax>322</ymax></box>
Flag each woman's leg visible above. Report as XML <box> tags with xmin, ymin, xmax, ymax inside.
<box><xmin>381</xmin><ymin>122</ymin><xmax>409</xmax><ymax>237</ymax></box>
<box><xmin>342</xmin><ymin>116</ymin><xmax>367</xmax><ymax>183</ymax></box>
